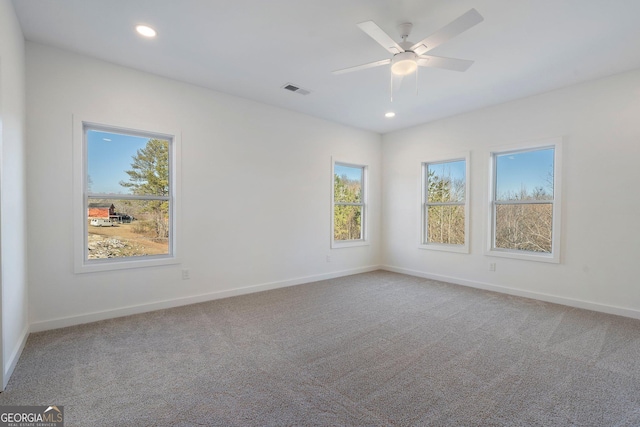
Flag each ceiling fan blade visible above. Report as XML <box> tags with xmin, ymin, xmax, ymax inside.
<box><xmin>410</xmin><ymin>8</ymin><xmax>483</xmax><ymax>56</ymax></box>
<box><xmin>417</xmin><ymin>55</ymin><xmax>474</xmax><ymax>72</ymax></box>
<box><xmin>332</xmin><ymin>59</ymin><xmax>391</xmax><ymax>75</ymax></box>
<box><xmin>357</xmin><ymin>21</ymin><xmax>404</xmax><ymax>54</ymax></box>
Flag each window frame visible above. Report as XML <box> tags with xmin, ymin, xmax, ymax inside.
<box><xmin>419</xmin><ymin>153</ymin><xmax>470</xmax><ymax>253</ymax></box>
<box><xmin>331</xmin><ymin>159</ymin><xmax>369</xmax><ymax>248</ymax></box>
<box><xmin>73</xmin><ymin>116</ymin><xmax>181</xmax><ymax>273</ymax></box>
<box><xmin>486</xmin><ymin>138</ymin><xmax>562</xmax><ymax>263</ymax></box>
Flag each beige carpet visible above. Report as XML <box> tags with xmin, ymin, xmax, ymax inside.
<box><xmin>2</xmin><ymin>271</ymin><xmax>640</xmax><ymax>426</ymax></box>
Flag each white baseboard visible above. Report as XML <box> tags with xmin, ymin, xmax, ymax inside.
<box><xmin>382</xmin><ymin>265</ymin><xmax>640</xmax><ymax>321</ymax></box>
<box><xmin>30</xmin><ymin>265</ymin><xmax>381</xmax><ymax>333</ymax></box>
<box><xmin>3</xmin><ymin>324</ymin><xmax>29</xmax><ymax>390</ymax></box>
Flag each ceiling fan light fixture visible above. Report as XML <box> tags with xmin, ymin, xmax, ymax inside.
<box><xmin>391</xmin><ymin>52</ymin><xmax>418</xmax><ymax>76</ymax></box>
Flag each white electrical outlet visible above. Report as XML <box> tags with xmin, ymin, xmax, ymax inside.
<box><xmin>326</xmin><ymin>255</ymin><xmax>331</xmax><ymax>263</ymax></box>
<box><xmin>489</xmin><ymin>263</ymin><xmax>496</xmax><ymax>272</ymax></box>
<box><xmin>182</xmin><ymin>269</ymin><xmax>190</xmax><ymax>280</ymax></box>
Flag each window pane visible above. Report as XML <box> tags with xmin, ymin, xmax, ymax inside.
<box><xmin>334</xmin><ymin>164</ymin><xmax>363</xmax><ymax>203</ymax></box>
<box><xmin>427</xmin><ymin>160</ymin><xmax>465</xmax><ymax>203</ymax></box>
<box><xmin>334</xmin><ymin>205</ymin><xmax>362</xmax><ymax>241</ymax></box>
<box><xmin>87</xmin><ymin>198</ymin><xmax>170</xmax><ymax>259</ymax></box>
<box><xmin>495</xmin><ymin>203</ymin><xmax>552</xmax><ymax>253</ymax></box>
<box><xmin>495</xmin><ymin>148</ymin><xmax>554</xmax><ymax>201</ymax></box>
<box><xmin>426</xmin><ymin>205</ymin><xmax>465</xmax><ymax>245</ymax></box>
<box><xmin>87</xmin><ymin>130</ymin><xmax>169</xmax><ymax>197</ymax></box>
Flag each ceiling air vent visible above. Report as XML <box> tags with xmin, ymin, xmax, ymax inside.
<box><xmin>282</xmin><ymin>83</ymin><xmax>311</xmax><ymax>95</ymax></box>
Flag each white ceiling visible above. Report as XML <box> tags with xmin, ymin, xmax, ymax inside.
<box><xmin>12</xmin><ymin>0</ymin><xmax>640</xmax><ymax>134</ymax></box>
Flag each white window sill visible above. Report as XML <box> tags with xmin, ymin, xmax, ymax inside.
<box><xmin>486</xmin><ymin>248</ymin><xmax>559</xmax><ymax>264</ymax></box>
<box><xmin>419</xmin><ymin>243</ymin><xmax>469</xmax><ymax>254</ymax></box>
<box><xmin>331</xmin><ymin>240</ymin><xmax>369</xmax><ymax>249</ymax></box>
<box><xmin>75</xmin><ymin>255</ymin><xmax>181</xmax><ymax>274</ymax></box>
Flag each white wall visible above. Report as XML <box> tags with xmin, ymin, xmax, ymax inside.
<box><xmin>0</xmin><ymin>0</ymin><xmax>28</xmax><ymax>388</ymax></box>
<box><xmin>26</xmin><ymin>42</ymin><xmax>382</xmax><ymax>331</ymax></box>
<box><xmin>382</xmin><ymin>68</ymin><xmax>640</xmax><ymax>318</ymax></box>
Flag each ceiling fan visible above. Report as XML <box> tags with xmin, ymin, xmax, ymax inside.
<box><xmin>333</xmin><ymin>8</ymin><xmax>483</xmax><ymax>80</ymax></box>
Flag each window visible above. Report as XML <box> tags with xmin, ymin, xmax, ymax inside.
<box><xmin>74</xmin><ymin>118</ymin><xmax>179</xmax><ymax>272</ymax></box>
<box><xmin>489</xmin><ymin>140</ymin><xmax>561</xmax><ymax>262</ymax></box>
<box><xmin>421</xmin><ymin>156</ymin><xmax>469</xmax><ymax>252</ymax></box>
<box><xmin>332</xmin><ymin>161</ymin><xmax>367</xmax><ymax>247</ymax></box>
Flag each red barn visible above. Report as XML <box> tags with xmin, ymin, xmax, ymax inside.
<box><xmin>88</xmin><ymin>203</ymin><xmax>115</xmax><ymax>218</ymax></box>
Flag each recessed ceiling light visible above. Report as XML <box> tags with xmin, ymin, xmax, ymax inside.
<box><xmin>136</xmin><ymin>25</ymin><xmax>157</xmax><ymax>38</ymax></box>
<box><xmin>385</xmin><ymin>112</ymin><xmax>396</xmax><ymax>118</ymax></box>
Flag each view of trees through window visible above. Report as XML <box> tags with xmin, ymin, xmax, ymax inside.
<box><xmin>493</xmin><ymin>147</ymin><xmax>554</xmax><ymax>253</ymax></box>
<box><xmin>333</xmin><ymin>163</ymin><xmax>364</xmax><ymax>241</ymax></box>
<box><xmin>425</xmin><ymin>160</ymin><xmax>466</xmax><ymax>245</ymax></box>
<box><xmin>86</xmin><ymin>129</ymin><xmax>171</xmax><ymax>259</ymax></box>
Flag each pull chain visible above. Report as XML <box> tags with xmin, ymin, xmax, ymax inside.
<box><xmin>390</xmin><ymin>71</ymin><xmax>393</xmax><ymax>102</ymax></box>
